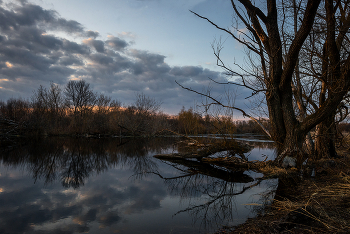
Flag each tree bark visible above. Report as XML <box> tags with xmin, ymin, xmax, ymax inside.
<box><xmin>314</xmin><ymin>114</ymin><xmax>338</xmax><ymax>160</ymax></box>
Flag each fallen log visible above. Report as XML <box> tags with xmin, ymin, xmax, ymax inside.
<box><xmin>154</xmin><ymin>140</ymin><xmax>252</xmax><ymax>159</ymax></box>
<box><xmin>158</xmin><ymin>157</ymin><xmax>254</xmax><ymax>183</ymax></box>
<box><xmin>154</xmin><ymin>140</ymin><xmax>291</xmax><ymax>179</ymax></box>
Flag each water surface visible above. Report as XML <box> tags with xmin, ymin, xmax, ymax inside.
<box><xmin>0</xmin><ymin>137</ymin><xmax>277</xmax><ymax>234</ymax></box>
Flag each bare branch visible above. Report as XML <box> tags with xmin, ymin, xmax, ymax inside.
<box><xmin>208</xmin><ymin>77</ymin><xmax>265</xmax><ymax>98</ymax></box>
<box><xmin>190</xmin><ymin>10</ymin><xmax>262</xmax><ymax>55</ymax></box>
<box><xmin>280</xmin><ymin>0</ymin><xmax>322</xmax><ymax>89</ymax></box>
<box><xmin>175</xmin><ymin>81</ymin><xmax>272</xmax><ymax>139</ymax></box>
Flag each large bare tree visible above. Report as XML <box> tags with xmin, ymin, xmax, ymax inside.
<box><xmin>188</xmin><ymin>0</ymin><xmax>350</xmax><ymax>165</ymax></box>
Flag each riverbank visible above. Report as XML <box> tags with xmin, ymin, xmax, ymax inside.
<box><xmin>225</xmin><ymin>150</ymin><xmax>350</xmax><ymax>233</ymax></box>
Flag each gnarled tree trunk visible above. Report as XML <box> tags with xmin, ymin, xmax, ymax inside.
<box><xmin>191</xmin><ymin>0</ymin><xmax>350</xmax><ymax>167</ymax></box>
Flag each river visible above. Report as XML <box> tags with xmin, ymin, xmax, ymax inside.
<box><xmin>0</xmin><ymin>136</ymin><xmax>277</xmax><ymax>234</ymax></box>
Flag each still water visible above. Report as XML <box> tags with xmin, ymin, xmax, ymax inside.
<box><xmin>0</xmin><ymin>137</ymin><xmax>276</xmax><ymax>234</ymax></box>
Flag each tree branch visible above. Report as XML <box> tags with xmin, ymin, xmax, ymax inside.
<box><xmin>175</xmin><ymin>81</ymin><xmax>272</xmax><ymax>138</ymax></box>
<box><xmin>190</xmin><ymin>10</ymin><xmax>262</xmax><ymax>55</ymax></box>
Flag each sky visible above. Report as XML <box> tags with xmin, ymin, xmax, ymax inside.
<box><xmin>0</xmin><ymin>0</ymin><xmax>258</xmax><ymax>117</ymax></box>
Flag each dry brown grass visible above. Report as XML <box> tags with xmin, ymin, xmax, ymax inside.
<box><xmin>230</xmin><ymin>152</ymin><xmax>350</xmax><ymax>234</ymax></box>
<box><xmin>257</xmin><ymin>161</ymin><xmax>292</xmax><ymax>176</ymax></box>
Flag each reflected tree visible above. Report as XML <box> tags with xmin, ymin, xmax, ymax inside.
<box><xmin>148</xmin><ymin>159</ymin><xmax>276</xmax><ymax>231</ymax></box>
<box><xmin>0</xmin><ymin>137</ymin><xmax>178</xmax><ymax>187</ymax></box>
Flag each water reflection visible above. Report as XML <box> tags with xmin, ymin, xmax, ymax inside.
<box><xmin>152</xmin><ymin>155</ymin><xmax>275</xmax><ymax>231</ymax></box>
<box><xmin>160</xmin><ymin>170</ymin><xmax>274</xmax><ymax>230</ymax></box>
<box><xmin>0</xmin><ymin>138</ymin><xmax>173</xmax><ymax>188</ymax></box>
<box><xmin>243</xmin><ymin>140</ymin><xmax>277</xmax><ymax>161</ymax></box>
<box><xmin>0</xmin><ymin>137</ymin><xmax>277</xmax><ymax>234</ymax></box>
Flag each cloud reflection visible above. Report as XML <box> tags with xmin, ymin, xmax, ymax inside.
<box><xmin>0</xmin><ymin>137</ymin><xmax>277</xmax><ymax>233</ymax></box>
<box><xmin>0</xmin><ymin>137</ymin><xmax>176</xmax><ymax>233</ymax></box>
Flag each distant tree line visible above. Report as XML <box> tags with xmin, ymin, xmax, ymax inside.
<box><xmin>2</xmin><ymin>80</ymin><xmax>347</xmax><ymax>138</ymax></box>
<box><xmin>0</xmin><ymin>80</ymin><xmax>170</xmax><ymax>137</ymax></box>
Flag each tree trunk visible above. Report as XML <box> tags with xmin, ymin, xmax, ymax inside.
<box><xmin>192</xmin><ymin>0</ymin><xmax>350</xmax><ymax>167</ymax></box>
<box><xmin>314</xmin><ymin>114</ymin><xmax>337</xmax><ymax>160</ymax></box>
<box><xmin>274</xmin><ymin>124</ymin><xmax>307</xmax><ymax>166</ymax></box>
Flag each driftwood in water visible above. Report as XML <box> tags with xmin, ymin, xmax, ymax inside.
<box><xmin>154</xmin><ymin>141</ymin><xmax>286</xmax><ymax>179</ymax></box>
<box><xmin>202</xmin><ymin>157</ymin><xmax>268</xmax><ymax>170</ymax></box>
<box><xmin>154</xmin><ymin>141</ymin><xmax>252</xmax><ymax>160</ymax></box>
<box><xmin>202</xmin><ymin>157</ymin><xmax>288</xmax><ymax>178</ymax></box>
<box><xmin>153</xmin><ymin>141</ymin><xmax>258</xmax><ymax>183</ymax></box>
<box><xmin>160</xmin><ymin>157</ymin><xmax>254</xmax><ymax>183</ymax></box>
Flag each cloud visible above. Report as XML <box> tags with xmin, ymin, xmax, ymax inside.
<box><xmin>53</xmin><ymin>18</ymin><xmax>85</xmax><ymax>34</ymax></box>
<box><xmin>98</xmin><ymin>211</ymin><xmax>121</xmax><ymax>227</ymax></box>
<box><xmin>85</xmin><ymin>30</ymin><xmax>99</xmax><ymax>39</ymax></box>
<box><xmin>106</xmin><ymin>35</ymin><xmax>129</xmax><ymax>51</ymax></box>
<box><xmin>170</xmin><ymin>66</ymin><xmax>203</xmax><ymax>77</ymax></box>
<box><xmin>62</xmin><ymin>40</ymin><xmax>89</xmax><ymax>54</ymax></box>
<box><xmin>0</xmin><ymin>46</ymin><xmax>55</xmax><ymax>71</ymax></box>
<box><xmin>83</xmin><ymin>38</ymin><xmax>105</xmax><ymax>53</ymax></box>
<box><xmin>0</xmin><ymin>3</ymin><xmax>53</xmax><ymax>31</ymax></box>
<box><xmin>58</xmin><ymin>55</ymin><xmax>84</xmax><ymax>66</ymax></box>
<box><xmin>89</xmin><ymin>53</ymin><xmax>114</xmax><ymax>65</ymax></box>
<box><xmin>73</xmin><ymin>208</ymin><xmax>98</xmax><ymax>224</ymax></box>
<box><xmin>117</xmin><ymin>31</ymin><xmax>136</xmax><ymax>40</ymax></box>
<box><xmin>0</xmin><ymin>0</ymin><xmax>254</xmax><ymax>115</ymax></box>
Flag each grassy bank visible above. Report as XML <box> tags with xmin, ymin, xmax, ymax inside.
<box><xmin>223</xmin><ymin>149</ymin><xmax>350</xmax><ymax>233</ymax></box>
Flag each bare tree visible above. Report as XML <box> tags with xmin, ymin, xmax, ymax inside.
<box><xmin>32</xmin><ymin>82</ymin><xmax>64</xmax><ymax>117</ymax></box>
<box><xmin>95</xmin><ymin>94</ymin><xmax>111</xmax><ymax>114</ymax></box>
<box><xmin>135</xmin><ymin>93</ymin><xmax>161</xmax><ymax>115</ymax></box>
<box><xmin>118</xmin><ymin>93</ymin><xmax>162</xmax><ymax>136</ymax></box>
<box><xmin>64</xmin><ymin>80</ymin><xmax>96</xmax><ymax>117</ymax></box>
<box><xmin>134</xmin><ymin>93</ymin><xmax>162</xmax><ymax>135</ymax></box>
<box><xmin>187</xmin><ymin>0</ymin><xmax>350</xmax><ymax>165</ymax></box>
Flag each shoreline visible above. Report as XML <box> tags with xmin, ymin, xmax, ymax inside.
<box><xmin>225</xmin><ymin>151</ymin><xmax>350</xmax><ymax>233</ymax></box>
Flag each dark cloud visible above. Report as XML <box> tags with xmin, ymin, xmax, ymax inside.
<box><xmin>98</xmin><ymin>211</ymin><xmax>121</xmax><ymax>226</ymax></box>
<box><xmin>85</xmin><ymin>30</ymin><xmax>99</xmax><ymax>39</ymax></box>
<box><xmin>170</xmin><ymin>66</ymin><xmax>203</xmax><ymax>77</ymax></box>
<box><xmin>128</xmin><ymin>50</ymin><xmax>171</xmax><ymax>76</ymax></box>
<box><xmin>0</xmin><ymin>46</ymin><xmax>54</xmax><ymax>71</ymax></box>
<box><xmin>0</xmin><ymin>3</ymin><xmax>55</xmax><ymax>31</ymax></box>
<box><xmin>90</xmin><ymin>53</ymin><xmax>114</xmax><ymax>65</ymax></box>
<box><xmin>74</xmin><ymin>208</ymin><xmax>98</xmax><ymax>224</ymax></box>
<box><xmin>106</xmin><ymin>36</ymin><xmax>129</xmax><ymax>51</ymax></box>
<box><xmin>131</xmin><ymin>49</ymin><xmax>165</xmax><ymax>65</ymax></box>
<box><xmin>83</xmin><ymin>38</ymin><xmax>105</xmax><ymax>53</ymax></box>
<box><xmin>0</xmin><ymin>0</ymin><xmax>252</xmax><ymax>115</ymax></box>
<box><xmin>62</xmin><ymin>40</ymin><xmax>89</xmax><ymax>54</ymax></box>
<box><xmin>58</xmin><ymin>55</ymin><xmax>84</xmax><ymax>66</ymax></box>
<box><xmin>53</xmin><ymin>18</ymin><xmax>84</xmax><ymax>34</ymax></box>
<box><xmin>16</xmin><ymin>27</ymin><xmax>63</xmax><ymax>52</ymax></box>
<box><xmin>0</xmin><ymin>1</ymin><xmax>85</xmax><ymax>35</ymax></box>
